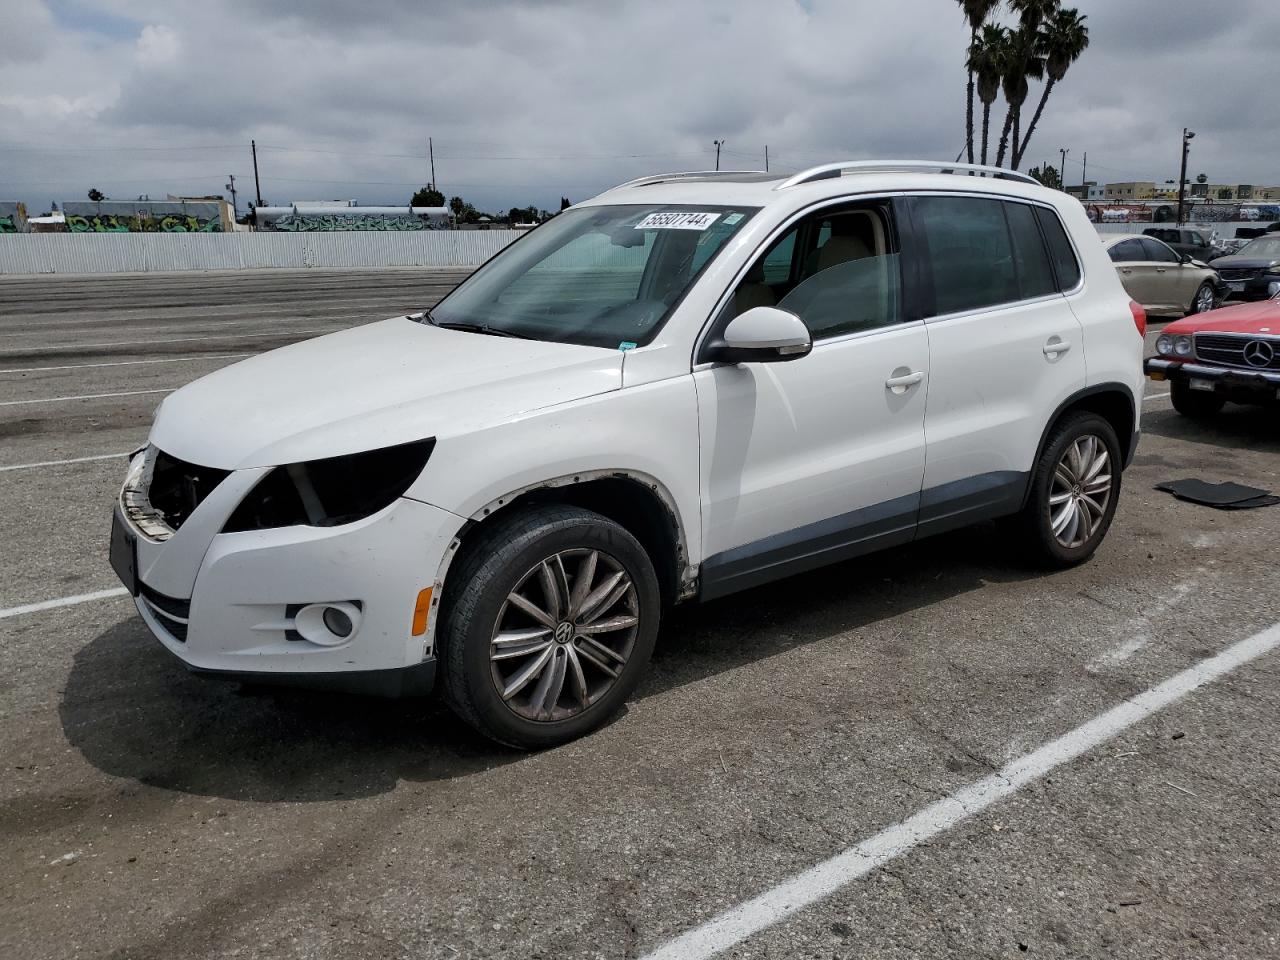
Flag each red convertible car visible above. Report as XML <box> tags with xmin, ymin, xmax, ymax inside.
<box><xmin>1145</xmin><ymin>292</ymin><xmax>1280</xmax><ymax>417</ymax></box>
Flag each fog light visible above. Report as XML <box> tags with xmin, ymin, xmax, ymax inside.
<box><xmin>322</xmin><ymin>606</ymin><xmax>353</xmax><ymax>638</ymax></box>
<box><xmin>294</xmin><ymin>601</ymin><xmax>362</xmax><ymax>646</ymax></box>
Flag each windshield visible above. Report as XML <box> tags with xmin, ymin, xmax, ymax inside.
<box><xmin>425</xmin><ymin>204</ymin><xmax>757</xmax><ymax>348</ymax></box>
<box><xmin>1239</xmin><ymin>237</ymin><xmax>1280</xmax><ymax>258</ymax></box>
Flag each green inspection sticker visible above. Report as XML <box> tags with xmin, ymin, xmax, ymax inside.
<box><xmin>723</xmin><ymin>213</ymin><xmax>744</xmax><ymax>225</ymax></box>
<box><xmin>618</xmin><ymin>341</ymin><xmax>637</xmax><ymax>351</ymax></box>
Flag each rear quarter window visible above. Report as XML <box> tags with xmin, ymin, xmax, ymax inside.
<box><xmin>1033</xmin><ymin>206</ymin><xmax>1082</xmax><ymax>290</ymax></box>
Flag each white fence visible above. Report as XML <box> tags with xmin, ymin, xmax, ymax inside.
<box><xmin>1093</xmin><ymin>221</ymin><xmax>1254</xmax><ymax>238</ymax></box>
<box><xmin>0</xmin><ymin>230</ymin><xmax>523</xmax><ymax>275</ymax></box>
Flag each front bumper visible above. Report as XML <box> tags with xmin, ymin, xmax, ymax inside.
<box><xmin>115</xmin><ymin>488</ymin><xmax>466</xmax><ymax>693</ymax></box>
<box><xmin>1145</xmin><ymin>357</ymin><xmax>1280</xmax><ymax>399</ymax></box>
<box><xmin>1220</xmin><ymin>276</ymin><xmax>1280</xmax><ymax>301</ymax></box>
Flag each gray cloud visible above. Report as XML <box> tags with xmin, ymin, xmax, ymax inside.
<box><xmin>1</xmin><ymin>0</ymin><xmax>1277</xmax><ymax>214</ymax></box>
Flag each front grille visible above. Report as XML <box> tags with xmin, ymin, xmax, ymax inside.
<box><xmin>1217</xmin><ymin>268</ymin><xmax>1259</xmax><ymax>282</ymax></box>
<box><xmin>147</xmin><ymin>451</ymin><xmax>230</xmax><ymax>531</ymax></box>
<box><xmin>140</xmin><ymin>583</ymin><xmax>191</xmax><ymax>642</ymax></box>
<box><xmin>1194</xmin><ymin>333</ymin><xmax>1280</xmax><ymax>370</ymax></box>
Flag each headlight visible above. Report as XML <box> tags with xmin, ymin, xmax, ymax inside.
<box><xmin>1156</xmin><ymin>335</ymin><xmax>1173</xmax><ymax>355</ymax></box>
<box><xmin>224</xmin><ymin>438</ymin><xmax>435</xmax><ymax>532</ymax></box>
<box><xmin>1174</xmin><ymin>336</ymin><xmax>1193</xmax><ymax>356</ymax></box>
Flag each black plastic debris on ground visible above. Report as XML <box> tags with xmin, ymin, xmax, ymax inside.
<box><xmin>1155</xmin><ymin>479</ymin><xmax>1280</xmax><ymax>510</ymax></box>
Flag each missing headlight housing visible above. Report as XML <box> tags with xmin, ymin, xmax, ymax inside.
<box><xmin>223</xmin><ymin>438</ymin><xmax>435</xmax><ymax>532</ymax></box>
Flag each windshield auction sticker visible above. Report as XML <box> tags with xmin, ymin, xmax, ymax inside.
<box><xmin>635</xmin><ymin>211</ymin><xmax>721</xmax><ymax>231</ymax></box>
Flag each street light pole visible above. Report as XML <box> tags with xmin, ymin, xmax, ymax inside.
<box><xmin>713</xmin><ymin>139</ymin><xmax>724</xmax><ymax>171</ymax></box>
<box><xmin>1059</xmin><ymin>148</ymin><xmax>1069</xmax><ymax>191</ymax></box>
<box><xmin>1177</xmin><ymin>128</ymin><xmax>1196</xmax><ymax>225</ymax></box>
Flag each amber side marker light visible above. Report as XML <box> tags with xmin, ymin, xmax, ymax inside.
<box><xmin>411</xmin><ymin>587</ymin><xmax>434</xmax><ymax>636</ymax></box>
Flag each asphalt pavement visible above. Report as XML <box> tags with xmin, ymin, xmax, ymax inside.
<box><xmin>1</xmin><ymin>268</ymin><xmax>1278</xmax><ymax>959</ymax></box>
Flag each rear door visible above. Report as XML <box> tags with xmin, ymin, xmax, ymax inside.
<box><xmin>1109</xmin><ymin>238</ymin><xmax>1162</xmax><ymax>309</ymax></box>
<box><xmin>907</xmin><ymin>195</ymin><xmax>1087</xmax><ymax>535</ymax></box>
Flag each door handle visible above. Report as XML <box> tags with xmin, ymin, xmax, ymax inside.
<box><xmin>1156</xmin><ymin>267</ymin><xmax>1168</xmax><ymax>273</ymax></box>
<box><xmin>1121</xmin><ymin>268</ymin><xmax>1133</xmax><ymax>274</ymax></box>
<box><xmin>885</xmin><ymin>370</ymin><xmax>924</xmax><ymax>394</ymax></box>
<box><xmin>1043</xmin><ymin>338</ymin><xmax>1072</xmax><ymax>358</ymax></box>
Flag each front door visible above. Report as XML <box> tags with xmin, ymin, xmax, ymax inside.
<box><xmin>694</xmin><ymin>199</ymin><xmax>928</xmax><ymax>599</ymax></box>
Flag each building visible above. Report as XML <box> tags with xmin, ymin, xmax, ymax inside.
<box><xmin>1065</xmin><ymin>181</ymin><xmax>1105</xmax><ymax>201</ymax></box>
<box><xmin>1104</xmin><ymin>182</ymin><xmax>1156</xmax><ymax>200</ymax></box>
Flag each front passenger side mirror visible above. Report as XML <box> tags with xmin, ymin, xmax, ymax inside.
<box><xmin>704</xmin><ymin>306</ymin><xmax>812</xmax><ymax>364</ymax></box>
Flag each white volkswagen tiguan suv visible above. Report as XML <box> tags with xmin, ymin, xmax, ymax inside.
<box><xmin>110</xmin><ymin>161</ymin><xmax>1145</xmax><ymax>747</ymax></box>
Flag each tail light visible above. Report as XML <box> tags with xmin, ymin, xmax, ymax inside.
<box><xmin>1129</xmin><ymin>300</ymin><xmax>1147</xmax><ymax>337</ymax></box>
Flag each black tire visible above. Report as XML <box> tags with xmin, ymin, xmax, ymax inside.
<box><xmin>1016</xmin><ymin>411</ymin><xmax>1122</xmax><ymax>568</ymax></box>
<box><xmin>1170</xmin><ymin>380</ymin><xmax>1225</xmax><ymax>418</ymax></box>
<box><xmin>438</xmin><ymin>504</ymin><xmax>661</xmax><ymax>749</ymax></box>
<box><xmin>1188</xmin><ymin>281</ymin><xmax>1217</xmax><ymax>315</ymax></box>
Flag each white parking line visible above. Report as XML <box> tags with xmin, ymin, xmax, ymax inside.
<box><xmin>1</xmin><ymin>327</ymin><xmax>331</xmax><ymax>353</ymax></box>
<box><xmin>0</xmin><ymin>388</ymin><xmax>172</xmax><ymax>407</ymax></box>
<box><xmin>0</xmin><ymin>452</ymin><xmax>130</xmax><ymax>473</ymax></box>
<box><xmin>0</xmin><ymin>354</ymin><xmax>250</xmax><ymax>375</ymax></box>
<box><xmin>641</xmin><ymin>621</ymin><xmax>1280</xmax><ymax>960</ymax></box>
<box><xmin>0</xmin><ymin>587</ymin><xmax>130</xmax><ymax>621</ymax></box>
<box><xmin>1144</xmin><ymin>391</ymin><xmax>1171</xmax><ymax>402</ymax></box>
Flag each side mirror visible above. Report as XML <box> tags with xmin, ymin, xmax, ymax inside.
<box><xmin>1180</xmin><ymin>253</ymin><xmax>1193</xmax><ymax>264</ymax></box>
<box><xmin>704</xmin><ymin>306</ymin><xmax>812</xmax><ymax>364</ymax></box>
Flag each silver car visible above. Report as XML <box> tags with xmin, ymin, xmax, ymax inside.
<box><xmin>1104</xmin><ymin>233</ymin><xmax>1221</xmax><ymax>316</ymax></box>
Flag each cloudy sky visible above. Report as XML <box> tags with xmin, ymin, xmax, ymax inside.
<box><xmin>2</xmin><ymin>0</ymin><xmax>1278</xmax><ymax>215</ymax></box>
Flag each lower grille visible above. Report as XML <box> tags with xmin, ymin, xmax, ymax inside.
<box><xmin>1194</xmin><ymin>333</ymin><xmax>1280</xmax><ymax>370</ymax></box>
<box><xmin>140</xmin><ymin>583</ymin><xmax>191</xmax><ymax>642</ymax></box>
<box><xmin>1217</xmin><ymin>268</ymin><xmax>1259</xmax><ymax>282</ymax></box>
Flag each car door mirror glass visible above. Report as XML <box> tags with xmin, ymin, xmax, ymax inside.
<box><xmin>706</xmin><ymin>306</ymin><xmax>812</xmax><ymax>364</ymax></box>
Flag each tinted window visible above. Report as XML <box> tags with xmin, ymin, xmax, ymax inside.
<box><xmin>1034</xmin><ymin>207</ymin><xmax>1081</xmax><ymax>289</ymax></box>
<box><xmin>913</xmin><ymin>196</ymin><xmax>1018</xmax><ymax>315</ymax></box>
<box><xmin>1004</xmin><ymin>202</ymin><xmax>1057</xmax><ymax>299</ymax></box>
<box><xmin>1189</xmin><ymin>233</ymin><xmax>1205</xmax><ymax>245</ymax></box>
<box><xmin>1108</xmin><ymin>239</ymin><xmax>1145</xmax><ymax>263</ymax></box>
<box><xmin>1141</xmin><ymin>237</ymin><xmax>1180</xmax><ymax>263</ymax></box>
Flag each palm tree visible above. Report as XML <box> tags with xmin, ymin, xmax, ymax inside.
<box><xmin>958</xmin><ymin>0</ymin><xmax>1000</xmax><ymax>164</ymax></box>
<box><xmin>968</xmin><ymin>25</ymin><xmax>1008</xmax><ymax>165</ymax></box>
<box><xmin>994</xmin><ymin>26</ymin><xmax>1044</xmax><ymax>168</ymax></box>
<box><xmin>1008</xmin><ymin>0</ymin><xmax>1058</xmax><ymax>31</ymax></box>
<box><xmin>1015</xmin><ymin>8</ymin><xmax>1089</xmax><ymax>168</ymax></box>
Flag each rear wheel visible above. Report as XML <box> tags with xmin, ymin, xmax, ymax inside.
<box><xmin>1189</xmin><ymin>281</ymin><xmax>1216</xmax><ymax>315</ymax></box>
<box><xmin>1016</xmin><ymin>412</ymin><xmax>1121</xmax><ymax>568</ymax></box>
<box><xmin>438</xmin><ymin>504</ymin><xmax>660</xmax><ymax>749</ymax></box>
<box><xmin>1170</xmin><ymin>379</ymin><xmax>1225</xmax><ymax>418</ymax></box>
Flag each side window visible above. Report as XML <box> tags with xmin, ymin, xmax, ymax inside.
<box><xmin>912</xmin><ymin>196</ymin><xmax>1019</xmax><ymax>315</ymax></box>
<box><xmin>1141</xmin><ymin>238</ymin><xmax>1179</xmax><ymax>263</ymax></box>
<box><xmin>1108</xmin><ymin>239</ymin><xmax>1144</xmax><ymax>263</ymax></box>
<box><xmin>1034</xmin><ymin>206</ymin><xmax>1082</xmax><ymax>289</ymax></box>
<box><xmin>1004</xmin><ymin>202</ymin><xmax>1057</xmax><ymax>299</ymax></box>
<box><xmin>1188</xmin><ymin>232</ymin><xmax>1205</xmax><ymax>246</ymax></box>
<box><xmin>728</xmin><ymin>203</ymin><xmax>903</xmax><ymax>339</ymax></box>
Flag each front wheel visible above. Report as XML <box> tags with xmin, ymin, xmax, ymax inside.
<box><xmin>438</xmin><ymin>505</ymin><xmax>660</xmax><ymax>749</ymax></box>
<box><xmin>1189</xmin><ymin>281</ymin><xmax>1216</xmax><ymax>315</ymax></box>
<box><xmin>1170</xmin><ymin>379</ymin><xmax>1225</xmax><ymax>417</ymax></box>
<box><xmin>1016</xmin><ymin>412</ymin><xmax>1121</xmax><ymax>568</ymax></box>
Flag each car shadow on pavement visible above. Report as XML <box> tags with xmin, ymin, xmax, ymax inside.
<box><xmin>61</xmin><ymin>524</ymin><xmax>1040</xmax><ymax>804</ymax></box>
<box><xmin>1141</xmin><ymin>404</ymin><xmax>1280</xmax><ymax>454</ymax></box>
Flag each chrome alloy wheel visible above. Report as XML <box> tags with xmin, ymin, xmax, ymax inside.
<box><xmin>490</xmin><ymin>549</ymin><xmax>639</xmax><ymax>722</ymax></box>
<box><xmin>1194</xmin><ymin>284</ymin><xmax>1215</xmax><ymax>313</ymax></box>
<box><xmin>1049</xmin><ymin>434</ymin><xmax>1112</xmax><ymax>549</ymax></box>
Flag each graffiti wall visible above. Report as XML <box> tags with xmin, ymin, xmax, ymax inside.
<box><xmin>254</xmin><ymin>205</ymin><xmax>453</xmax><ymax>232</ymax></box>
<box><xmin>61</xmin><ymin>201</ymin><xmax>226</xmax><ymax>233</ymax></box>
<box><xmin>0</xmin><ymin>201</ymin><xmax>28</xmax><ymax>234</ymax></box>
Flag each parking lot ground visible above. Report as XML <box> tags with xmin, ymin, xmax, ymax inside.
<box><xmin>1</xmin><ymin>275</ymin><xmax>1278</xmax><ymax>959</ymax></box>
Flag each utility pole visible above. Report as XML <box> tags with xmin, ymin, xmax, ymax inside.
<box><xmin>1081</xmin><ymin>151</ymin><xmax>1087</xmax><ymax>195</ymax></box>
<box><xmin>713</xmin><ymin>139</ymin><xmax>724</xmax><ymax>171</ymax></box>
<box><xmin>429</xmin><ymin>137</ymin><xmax>437</xmax><ymax>192</ymax></box>
<box><xmin>1177</xmin><ymin>128</ymin><xmax>1196</xmax><ymax>225</ymax></box>
<box><xmin>764</xmin><ymin>145</ymin><xmax>769</xmax><ymax>172</ymax></box>
<box><xmin>224</xmin><ymin>174</ymin><xmax>238</xmax><ymax>218</ymax></box>
<box><xmin>1059</xmin><ymin>148</ymin><xmax>1069</xmax><ymax>191</ymax></box>
<box><xmin>251</xmin><ymin>140</ymin><xmax>262</xmax><ymax>207</ymax></box>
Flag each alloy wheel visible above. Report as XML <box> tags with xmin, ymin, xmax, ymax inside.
<box><xmin>1194</xmin><ymin>284</ymin><xmax>1215</xmax><ymax>313</ymax></box>
<box><xmin>490</xmin><ymin>549</ymin><xmax>639</xmax><ymax>722</ymax></box>
<box><xmin>1049</xmin><ymin>434</ymin><xmax>1112</xmax><ymax>549</ymax></box>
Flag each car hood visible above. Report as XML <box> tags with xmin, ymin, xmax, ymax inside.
<box><xmin>1164</xmin><ymin>298</ymin><xmax>1280</xmax><ymax>335</ymax></box>
<box><xmin>1208</xmin><ymin>255</ymin><xmax>1280</xmax><ymax>270</ymax></box>
<box><xmin>150</xmin><ymin>317</ymin><xmax>624</xmax><ymax>469</ymax></box>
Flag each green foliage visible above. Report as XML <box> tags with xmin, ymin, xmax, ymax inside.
<box><xmin>87</xmin><ymin>188</ymin><xmax>105</xmax><ymax>202</ymax></box>
<box><xmin>411</xmin><ymin>185</ymin><xmax>445</xmax><ymax>207</ymax></box>
<box><xmin>1028</xmin><ymin>163</ymin><xmax>1063</xmax><ymax>190</ymax></box>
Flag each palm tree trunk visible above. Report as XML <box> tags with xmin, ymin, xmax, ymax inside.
<box><xmin>995</xmin><ymin>106</ymin><xmax>1015</xmax><ymax>167</ymax></box>
<box><xmin>1010</xmin><ymin>108</ymin><xmax>1021</xmax><ymax>170</ymax></box>
<box><xmin>1015</xmin><ymin>78</ymin><xmax>1055</xmax><ymax>169</ymax></box>
<box><xmin>980</xmin><ymin>101</ymin><xmax>992</xmax><ymax>165</ymax></box>
<box><xmin>965</xmin><ymin>28</ymin><xmax>977</xmax><ymax>164</ymax></box>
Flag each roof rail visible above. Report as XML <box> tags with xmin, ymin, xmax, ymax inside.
<box><xmin>615</xmin><ymin>170</ymin><xmax>768</xmax><ymax>189</ymax></box>
<box><xmin>775</xmin><ymin>160</ymin><xmax>1040</xmax><ymax>189</ymax></box>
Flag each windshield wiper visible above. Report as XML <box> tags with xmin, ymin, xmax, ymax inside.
<box><xmin>422</xmin><ymin>311</ymin><xmax>531</xmax><ymax>340</ymax></box>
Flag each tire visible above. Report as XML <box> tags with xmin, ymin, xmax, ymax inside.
<box><xmin>1189</xmin><ymin>281</ymin><xmax>1216</xmax><ymax>315</ymax></box>
<box><xmin>438</xmin><ymin>504</ymin><xmax>661</xmax><ymax>749</ymax></box>
<box><xmin>1016</xmin><ymin>412</ymin><xmax>1122</xmax><ymax>568</ymax></box>
<box><xmin>1170</xmin><ymin>380</ymin><xmax>1225</xmax><ymax>418</ymax></box>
